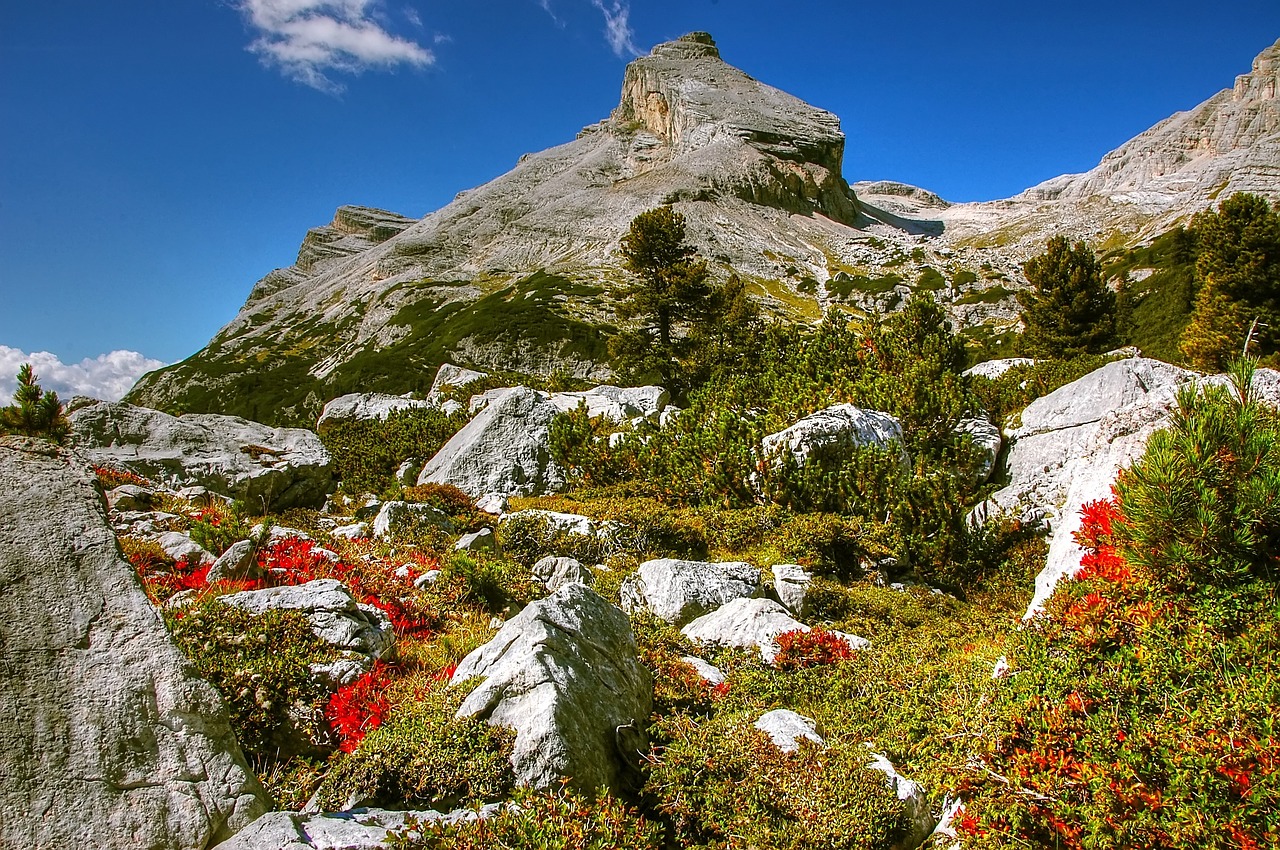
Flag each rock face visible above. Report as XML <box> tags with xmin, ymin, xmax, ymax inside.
<box><xmin>69</xmin><ymin>400</ymin><xmax>334</xmax><ymax>510</ymax></box>
<box><xmin>762</xmin><ymin>404</ymin><xmax>906</xmax><ymax>466</ymax></box>
<box><xmin>0</xmin><ymin>436</ymin><xmax>270</xmax><ymax>849</ymax></box>
<box><xmin>417</xmin><ymin>387</ymin><xmax>565</xmax><ymax>499</ymax></box>
<box><xmin>548</xmin><ymin>385</ymin><xmax>670</xmax><ymax>423</ymax></box>
<box><xmin>620</xmin><ymin>558</ymin><xmax>760</xmax><ymax>626</ymax></box>
<box><xmin>451</xmin><ymin>583</ymin><xmax>652</xmax><ymax>793</ymax></box>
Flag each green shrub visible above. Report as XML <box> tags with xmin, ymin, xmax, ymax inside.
<box><xmin>496</xmin><ymin>511</ymin><xmax>617</xmax><ymax>566</ymax></box>
<box><xmin>187</xmin><ymin>501</ymin><xmax>253</xmax><ymax>555</ymax></box>
<box><xmin>164</xmin><ymin>600</ymin><xmax>334</xmax><ymax>758</ymax></box>
<box><xmin>0</xmin><ymin>364</ymin><xmax>69</xmax><ymax>443</ymax></box>
<box><xmin>314</xmin><ymin>680</ymin><xmax>515</xmax><ymax>811</ymax></box>
<box><xmin>438</xmin><ymin>552</ymin><xmax>538</xmax><ymax>614</ymax></box>
<box><xmin>392</xmin><ymin>785</ymin><xmax>663</xmax><ymax>849</ymax></box>
<box><xmin>320</xmin><ymin>407</ymin><xmax>463</xmax><ymax>495</ymax></box>
<box><xmin>647</xmin><ymin>712</ymin><xmax>911</xmax><ymax>850</ymax></box>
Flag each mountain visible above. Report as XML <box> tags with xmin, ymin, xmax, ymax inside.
<box><xmin>127</xmin><ymin>34</ymin><xmax>1280</xmax><ymax>425</ymax></box>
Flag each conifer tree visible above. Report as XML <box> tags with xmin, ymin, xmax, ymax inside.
<box><xmin>0</xmin><ymin>364</ymin><xmax>70</xmax><ymax>443</ymax></box>
<box><xmin>1179</xmin><ymin>192</ymin><xmax>1280</xmax><ymax>365</ymax></box>
<box><xmin>1017</xmin><ymin>236</ymin><xmax>1118</xmax><ymax>358</ymax></box>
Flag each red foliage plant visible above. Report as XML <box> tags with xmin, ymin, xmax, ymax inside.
<box><xmin>326</xmin><ymin>662</ymin><xmax>394</xmax><ymax>753</ymax></box>
<box><xmin>772</xmin><ymin>627</ymin><xmax>854</xmax><ymax>671</ymax></box>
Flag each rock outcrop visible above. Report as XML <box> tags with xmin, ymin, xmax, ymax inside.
<box><xmin>0</xmin><ymin>436</ymin><xmax>269</xmax><ymax>849</ymax></box>
<box><xmin>316</xmin><ymin>393</ymin><xmax>436</xmax><ymax>430</ymax></box>
<box><xmin>69</xmin><ymin>400</ymin><xmax>333</xmax><ymax>510</ymax></box>
<box><xmin>417</xmin><ymin>387</ymin><xmax>565</xmax><ymax>499</ymax></box>
<box><xmin>214</xmin><ymin>805</ymin><xmax>502</xmax><ymax>850</ymax></box>
<box><xmin>451</xmin><ymin>583</ymin><xmax>652</xmax><ymax>793</ymax></box>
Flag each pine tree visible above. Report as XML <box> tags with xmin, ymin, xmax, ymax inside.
<box><xmin>1179</xmin><ymin>193</ymin><xmax>1280</xmax><ymax>362</ymax></box>
<box><xmin>1179</xmin><ymin>275</ymin><xmax>1252</xmax><ymax>371</ymax></box>
<box><xmin>0</xmin><ymin>364</ymin><xmax>70</xmax><ymax>443</ymax></box>
<box><xmin>1017</xmin><ymin>236</ymin><xmax>1118</xmax><ymax>358</ymax></box>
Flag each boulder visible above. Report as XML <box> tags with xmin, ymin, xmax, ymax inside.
<box><xmin>418</xmin><ymin>386</ymin><xmax>566</xmax><ymax>499</ymax></box>
<box><xmin>620</xmin><ymin>558</ymin><xmax>760</xmax><ymax>626</ymax></box>
<box><xmin>501</xmin><ymin>508</ymin><xmax>617</xmax><ymax>540</ymax></box>
<box><xmin>770</xmin><ymin>563</ymin><xmax>812</xmax><ymax>615</ymax></box>
<box><xmin>207</xmin><ymin>539</ymin><xmax>260</xmax><ymax>583</ymax></box>
<box><xmin>762</xmin><ymin>404</ymin><xmax>906</xmax><ymax>467</ymax></box>
<box><xmin>532</xmin><ymin>555</ymin><xmax>594</xmax><ymax>591</ymax></box>
<box><xmin>956</xmin><ymin>416</ymin><xmax>1002</xmax><ymax>483</ymax></box>
<box><xmin>755</xmin><ymin>709</ymin><xmax>823</xmax><ymax>752</ymax></box>
<box><xmin>213</xmin><ymin>804</ymin><xmax>502</xmax><ymax>850</ymax></box>
<box><xmin>866</xmin><ymin>750</ymin><xmax>936</xmax><ymax>850</ymax></box>
<box><xmin>156</xmin><ymin>530</ymin><xmax>216</xmax><ymax>565</ymax></box>
<box><xmin>451</xmin><ymin>583</ymin><xmax>652</xmax><ymax>793</ymax></box>
<box><xmin>68</xmin><ymin>400</ymin><xmax>333</xmax><ymax>510</ymax></box>
<box><xmin>681</xmin><ymin>597</ymin><xmax>808</xmax><ymax>663</ymax></box>
<box><xmin>0</xmin><ymin>436</ymin><xmax>269</xmax><ymax>849</ymax></box>
<box><xmin>426</xmin><ymin>363</ymin><xmax>490</xmax><ymax>407</ymax></box>
<box><xmin>548</xmin><ymin>385</ymin><xmax>670</xmax><ymax>423</ymax></box>
<box><xmin>220</xmin><ymin>579</ymin><xmax>394</xmax><ymax>673</ymax></box>
<box><xmin>454</xmin><ymin>527</ymin><xmax>498</xmax><ymax>553</ymax></box>
<box><xmin>371</xmin><ymin>501</ymin><xmax>453</xmax><ymax>541</ymax></box>
<box><xmin>962</xmin><ymin>358</ymin><xmax>1036</xmax><ymax>380</ymax></box>
<box><xmin>680</xmin><ymin>656</ymin><xmax>725</xmax><ymax>685</ymax></box>
<box><xmin>315</xmin><ymin>393</ymin><xmax>434</xmax><ymax>430</ymax></box>
<box><xmin>107</xmin><ymin>483</ymin><xmax>155</xmax><ymax>511</ymax></box>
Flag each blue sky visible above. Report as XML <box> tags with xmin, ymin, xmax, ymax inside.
<box><xmin>1</xmin><ymin>1</ymin><xmax>1277</xmax><ymax>401</ymax></box>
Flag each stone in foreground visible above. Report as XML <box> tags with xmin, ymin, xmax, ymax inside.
<box><xmin>0</xmin><ymin>436</ymin><xmax>269</xmax><ymax>849</ymax></box>
<box><xmin>213</xmin><ymin>804</ymin><xmax>502</xmax><ymax>850</ymax></box>
<box><xmin>451</xmin><ymin>583</ymin><xmax>652</xmax><ymax>793</ymax></box>
<box><xmin>620</xmin><ymin>558</ymin><xmax>760</xmax><ymax>626</ymax></box>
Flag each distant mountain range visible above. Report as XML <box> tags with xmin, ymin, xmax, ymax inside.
<box><xmin>126</xmin><ymin>34</ymin><xmax>1280</xmax><ymax>425</ymax></box>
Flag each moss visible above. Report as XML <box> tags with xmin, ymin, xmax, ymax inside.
<box><xmin>916</xmin><ymin>266</ymin><xmax>947</xmax><ymax>291</ymax></box>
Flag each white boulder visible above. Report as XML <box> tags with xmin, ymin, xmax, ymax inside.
<box><xmin>532</xmin><ymin>556</ymin><xmax>594</xmax><ymax>591</ymax></box>
<box><xmin>451</xmin><ymin>583</ymin><xmax>652</xmax><ymax>793</ymax></box>
<box><xmin>681</xmin><ymin>597</ymin><xmax>808</xmax><ymax>663</ymax></box>
<box><xmin>315</xmin><ymin>393</ymin><xmax>435</xmax><ymax>430</ymax></box>
<box><xmin>418</xmin><ymin>386</ymin><xmax>566</xmax><ymax>499</ymax></box>
<box><xmin>548</xmin><ymin>385</ymin><xmax>669</xmax><ymax>423</ymax></box>
<box><xmin>620</xmin><ymin>558</ymin><xmax>760</xmax><ymax>626</ymax></box>
<box><xmin>770</xmin><ymin>563</ymin><xmax>812</xmax><ymax>615</ymax></box>
<box><xmin>755</xmin><ymin>709</ymin><xmax>824</xmax><ymax>752</ymax></box>
<box><xmin>762</xmin><ymin>404</ymin><xmax>905</xmax><ymax>467</ymax></box>
<box><xmin>371</xmin><ymin>501</ymin><xmax>453</xmax><ymax>541</ymax></box>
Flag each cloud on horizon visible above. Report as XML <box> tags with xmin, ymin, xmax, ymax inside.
<box><xmin>0</xmin><ymin>347</ymin><xmax>167</xmax><ymax>406</ymax></box>
<box><xmin>237</xmin><ymin>0</ymin><xmax>434</xmax><ymax>93</ymax></box>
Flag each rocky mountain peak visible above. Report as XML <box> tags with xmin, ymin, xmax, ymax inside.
<box><xmin>1235</xmin><ymin>38</ymin><xmax>1279</xmax><ymax>102</ymax></box>
<box><xmin>610</xmin><ymin>31</ymin><xmax>847</xmax><ymax>184</ymax></box>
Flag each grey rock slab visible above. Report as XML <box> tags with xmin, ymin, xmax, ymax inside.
<box><xmin>418</xmin><ymin>386</ymin><xmax>566</xmax><ymax>499</ymax></box>
<box><xmin>69</xmin><ymin>400</ymin><xmax>334</xmax><ymax>510</ymax></box>
<box><xmin>451</xmin><ymin>583</ymin><xmax>652</xmax><ymax>793</ymax></box>
<box><xmin>501</xmin><ymin>508</ymin><xmax>617</xmax><ymax>539</ymax></box>
<box><xmin>371</xmin><ymin>501</ymin><xmax>453</xmax><ymax>541</ymax></box>
<box><xmin>680</xmin><ymin>656</ymin><xmax>725</xmax><ymax>685</ymax></box>
<box><xmin>207</xmin><ymin>539</ymin><xmax>260</xmax><ymax>583</ymax></box>
<box><xmin>157</xmin><ymin>530</ymin><xmax>216</xmax><ymax>565</ymax></box>
<box><xmin>0</xmin><ymin>436</ymin><xmax>270</xmax><ymax>850</ymax></box>
<box><xmin>620</xmin><ymin>558</ymin><xmax>760</xmax><ymax>626</ymax></box>
<box><xmin>213</xmin><ymin>804</ymin><xmax>502</xmax><ymax>850</ymax></box>
<box><xmin>531</xmin><ymin>555</ymin><xmax>593</xmax><ymax>591</ymax></box>
<box><xmin>107</xmin><ymin>483</ymin><xmax>155</xmax><ymax>511</ymax></box>
<box><xmin>957</xmin><ymin>416</ymin><xmax>1002</xmax><ymax>484</ymax></box>
<box><xmin>755</xmin><ymin>709</ymin><xmax>823</xmax><ymax>753</ymax></box>
<box><xmin>426</xmin><ymin>363</ymin><xmax>490</xmax><ymax>407</ymax></box>
<box><xmin>454</xmin><ymin>527</ymin><xmax>498</xmax><ymax>553</ymax></box>
<box><xmin>962</xmin><ymin>358</ymin><xmax>1036</xmax><ymax>380</ymax></box>
<box><xmin>762</xmin><ymin>404</ymin><xmax>905</xmax><ymax>467</ymax></box>
<box><xmin>681</xmin><ymin>596</ymin><xmax>808</xmax><ymax>663</ymax></box>
<box><xmin>315</xmin><ymin>393</ymin><xmax>434</xmax><ymax>430</ymax></box>
<box><xmin>548</xmin><ymin>385</ymin><xmax>670</xmax><ymax>423</ymax></box>
<box><xmin>770</xmin><ymin>563</ymin><xmax>812</xmax><ymax>616</ymax></box>
<box><xmin>867</xmin><ymin>750</ymin><xmax>936</xmax><ymax>850</ymax></box>
<box><xmin>220</xmin><ymin>579</ymin><xmax>394</xmax><ymax>659</ymax></box>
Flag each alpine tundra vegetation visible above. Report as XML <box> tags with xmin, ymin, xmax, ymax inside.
<box><xmin>3</xmin><ymin>28</ymin><xmax>1280</xmax><ymax>850</ymax></box>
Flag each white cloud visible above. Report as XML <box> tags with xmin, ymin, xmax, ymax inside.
<box><xmin>236</xmin><ymin>0</ymin><xmax>434</xmax><ymax>93</ymax></box>
<box><xmin>591</xmin><ymin>0</ymin><xmax>641</xmax><ymax>58</ymax></box>
<box><xmin>0</xmin><ymin>347</ymin><xmax>167</xmax><ymax>406</ymax></box>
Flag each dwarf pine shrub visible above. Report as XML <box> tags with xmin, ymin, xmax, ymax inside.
<box><xmin>0</xmin><ymin>363</ymin><xmax>69</xmax><ymax>443</ymax></box>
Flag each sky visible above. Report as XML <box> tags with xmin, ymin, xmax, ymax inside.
<box><xmin>1</xmin><ymin>1</ymin><xmax>1278</xmax><ymax>403</ymax></box>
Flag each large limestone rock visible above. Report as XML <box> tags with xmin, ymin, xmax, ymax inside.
<box><xmin>451</xmin><ymin>583</ymin><xmax>652</xmax><ymax>793</ymax></box>
<box><xmin>426</xmin><ymin>363</ymin><xmax>490</xmax><ymax>407</ymax></box>
<box><xmin>982</xmin><ymin>358</ymin><xmax>1280</xmax><ymax>616</ymax></box>
<box><xmin>417</xmin><ymin>386</ymin><xmax>565</xmax><ymax>499</ymax></box>
<box><xmin>620</xmin><ymin>558</ymin><xmax>760</xmax><ymax>626</ymax></box>
<box><xmin>315</xmin><ymin>393</ymin><xmax>436</xmax><ymax>429</ymax></box>
<box><xmin>762</xmin><ymin>404</ymin><xmax>905</xmax><ymax>467</ymax></box>
<box><xmin>681</xmin><ymin>596</ymin><xmax>808</xmax><ymax>663</ymax></box>
<box><xmin>69</xmin><ymin>400</ymin><xmax>334</xmax><ymax>510</ymax></box>
<box><xmin>0</xmin><ymin>436</ymin><xmax>270</xmax><ymax>849</ymax></box>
